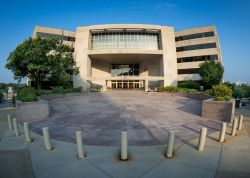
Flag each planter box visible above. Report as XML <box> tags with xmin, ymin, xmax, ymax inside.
<box><xmin>202</xmin><ymin>98</ymin><xmax>235</xmax><ymax>122</ymax></box>
<box><xmin>16</xmin><ymin>99</ymin><xmax>49</xmax><ymax>123</ymax></box>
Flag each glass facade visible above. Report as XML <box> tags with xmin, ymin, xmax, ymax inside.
<box><xmin>177</xmin><ymin>55</ymin><xmax>218</xmax><ymax>63</ymax></box>
<box><xmin>111</xmin><ymin>64</ymin><xmax>139</xmax><ymax>77</ymax></box>
<box><xmin>90</xmin><ymin>31</ymin><xmax>160</xmax><ymax>50</ymax></box>
<box><xmin>175</xmin><ymin>31</ymin><xmax>214</xmax><ymax>41</ymax></box>
<box><xmin>176</xmin><ymin>43</ymin><xmax>217</xmax><ymax>52</ymax></box>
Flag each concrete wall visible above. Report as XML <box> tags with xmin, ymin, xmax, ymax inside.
<box><xmin>16</xmin><ymin>99</ymin><xmax>49</xmax><ymax>123</ymax></box>
<box><xmin>73</xmin><ymin>24</ymin><xmax>178</xmax><ymax>90</ymax></box>
<box><xmin>175</xmin><ymin>26</ymin><xmax>222</xmax><ymax>82</ymax></box>
<box><xmin>202</xmin><ymin>99</ymin><xmax>235</xmax><ymax>122</ymax></box>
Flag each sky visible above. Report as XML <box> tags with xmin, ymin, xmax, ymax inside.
<box><xmin>1</xmin><ymin>0</ymin><xmax>250</xmax><ymax>84</ymax></box>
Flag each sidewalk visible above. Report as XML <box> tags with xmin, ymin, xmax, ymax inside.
<box><xmin>0</xmin><ymin>107</ymin><xmax>250</xmax><ymax>178</ymax></box>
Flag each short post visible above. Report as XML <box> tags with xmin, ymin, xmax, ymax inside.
<box><xmin>13</xmin><ymin>118</ymin><xmax>19</xmax><ymax>136</ymax></box>
<box><xmin>219</xmin><ymin>122</ymin><xmax>227</xmax><ymax>143</ymax></box>
<box><xmin>7</xmin><ymin>115</ymin><xmax>13</xmax><ymax>130</ymax></box>
<box><xmin>76</xmin><ymin>131</ymin><xmax>85</xmax><ymax>159</ymax></box>
<box><xmin>166</xmin><ymin>131</ymin><xmax>175</xmax><ymax>158</ymax></box>
<box><xmin>121</xmin><ymin>131</ymin><xmax>128</xmax><ymax>161</ymax></box>
<box><xmin>42</xmin><ymin>127</ymin><xmax>53</xmax><ymax>151</ymax></box>
<box><xmin>231</xmin><ymin>118</ymin><xmax>238</xmax><ymax>136</ymax></box>
<box><xmin>238</xmin><ymin>115</ymin><xmax>243</xmax><ymax>130</ymax></box>
<box><xmin>197</xmin><ymin>127</ymin><xmax>207</xmax><ymax>151</ymax></box>
<box><xmin>24</xmin><ymin>122</ymin><xmax>32</xmax><ymax>143</ymax></box>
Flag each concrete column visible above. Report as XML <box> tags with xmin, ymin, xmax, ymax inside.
<box><xmin>7</xmin><ymin>115</ymin><xmax>13</xmax><ymax>130</ymax></box>
<box><xmin>145</xmin><ymin>80</ymin><xmax>148</xmax><ymax>92</ymax></box>
<box><xmin>42</xmin><ymin>127</ymin><xmax>53</xmax><ymax>151</ymax></box>
<box><xmin>13</xmin><ymin>118</ymin><xmax>19</xmax><ymax>136</ymax></box>
<box><xmin>24</xmin><ymin>122</ymin><xmax>32</xmax><ymax>143</ymax></box>
<box><xmin>166</xmin><ymin>131</ymin><xmax>174</xmax><ymax>158</ymax></box>
<box><xmin>197</xmin><ymin>127</ymin><xmax>207</xmax><ymax>151</ymax></box>
<box><xmin>76</xmin><ymin>131</ymin><xmax>85</xmax><ymax>159</ymax></box>
<box><xmin>231</xmin><ymin>118</ymin><xmax>238</xmax><ymax>136</ymax></box>
<box><xmin>121</xmin><ymin>131</ymin><xmax>128</xmax><ymax>161</ymax></box>
<box><xmin>238</xmin><ymin>115</ymin><xmax>243</xmax><ymax>130</ymax></box>
<box><xmin>219</xmin><ymin>122</ymin><xmax>227</xmax><ymax>143</ymax></box>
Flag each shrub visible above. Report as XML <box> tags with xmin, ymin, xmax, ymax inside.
<box><xmin>157</xmin><ymin>86</ymin><xmax>178</xmax><ymax>92</ymax></box>
<box><xmin>215</xmin><ymin>97</ymin><xmax>225</xmax><ymax>101</ymax></box>
<box><xmin>204</xmin><ymin>89</ymin><xmax>213</xmax><ymax>96</ymax></box>
<box><xmin>211</xmin><ymin>84</ymin><xmax>232</xmax><ymax>101</ymax></box>
<box><xmin>224</xmin><ymin>96</ymin><xmax>232</xmax><ymax>101</ymax></box>
<box><xmin>17</xmin><ymin>87</ymin><xmax>37</xmax><ymax>102</ymax></box>
<box><xmin>177</xmin><ymin>88</ymin><xmax>198</xmax><ymax>93</ymax></box>
<box><xmin>178</xmin><ymin>81</ymin><xmax>200</xmax><ymax>90</ymax></box>
<box><xmin>233</xmin><ymin>84</ymin><xmax>250</xmax><ymax>99</ymax></box>
<box><xmin>52</xmin><ymin>87</ymin><xmax>82</xmax><ymax>94</ymax></box>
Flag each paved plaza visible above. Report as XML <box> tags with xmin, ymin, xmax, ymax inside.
<box><xmin>29</xmin><ymin>91</ymin><xmax>221</xmax><ymax>146</ymax></box>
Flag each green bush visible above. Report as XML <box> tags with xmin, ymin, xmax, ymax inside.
<box><xmin>204</xmin><ymin>89</ymin><xmax>213</xmax><ymax>96</ymax></box>
<box><xmin>224</xmin><ymin>96</ymin><xmax>232</xmax><ymax>101</ymax></box>
<box><xmin>157</xmin><ymin>86</ymin><xmax>178</xmax><ymax>92</ymax></box>
<box><xmin>233</xmin><ymin>84</ymin><xmax>250</xmax><ymax>99</ymax></box>
<box><xmin>215</xmin><ymin>97</ymin><xmax>225</xmax><ymax>101</ymax></box>
<box><xmin>177</xmin><ymin>88</ymin><xmax>198</xmax><ymax>93</ymax></box>
<box><xmin>52</xmin><ymin>87</ymin><xmax>82</xmax><ymax>94</ymax></box>
<box><xmin>17</xmin><ymin>87</ymin><xmax>38</xmax><ymax>102</ymax></box>
<box><xmin>178</xmin><ymin>81</ymin><xmax>200</xmax><ymax>90</ymax></box>
<box><xmin>211</xmin><ymin>84</ymin><xmax>232</xmax><ymax>101</ymax></box>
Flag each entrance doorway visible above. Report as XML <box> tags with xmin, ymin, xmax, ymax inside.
<box><xmin>110</xmin><ymin>80</ymin><xmax>143</xmax><ymax>89</ymax></box>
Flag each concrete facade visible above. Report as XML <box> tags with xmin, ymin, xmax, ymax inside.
<box><xmin>32</xmin><ymin>24</ymin><xmax>222</xmax><ymax>90</ymax></box>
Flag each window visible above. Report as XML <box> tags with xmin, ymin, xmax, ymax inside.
<box><xmin>178</xmin><ymin>68</ymin><xmax>199</xmax><ymax>74</ymax></box>
<box><xmin>175</xmin><ymin>31</ymin><xmax>215</xmax><ymax>41</ymax></box>
<box><xmin>36</xmin><ymin>32</ymin><xmax>75</xmax><ymax>42</ymax></box>
<box><xmin>111</xmin><ymin>64</ymin><xmax>140</xmax><ymax>77</ymax></box>
<box><xmin>177</xmin><ymin>55</ymin><xmax>218</xmax><ymax>63</ymax></box>
<box><xmin>176</xmin><ymin>43</ymin><xmax>217</xmax><ymax>52</ymax></box>
<box><xmin>90</xmin><ymin>31</ymin><xmax>160</xmax><ymax>50</ymax></box>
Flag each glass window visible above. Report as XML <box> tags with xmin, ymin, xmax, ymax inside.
<box><xmin>177</xmin><ymin>55</ymin><xmax>218</xmax><ymax>63</ymax></box>
<box><xmin>176</xmin><ymin>43</ymin><xmax>217</xmax><ymax>52</ymax></box>
<box><xmin>175</xmin><ymin>31</ymin><xmax>215</xmax><ymax>41</ymax></box>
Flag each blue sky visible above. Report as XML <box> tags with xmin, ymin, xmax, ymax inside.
<box><xmin>1</xmin><ymin>0</ymin><xmax>250</xmax><ymax>83</ymax></box>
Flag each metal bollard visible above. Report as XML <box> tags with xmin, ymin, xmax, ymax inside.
<box><xmin>13</xmin><ymin>118</ymin><xmax>19</xmax><ymax>136</ymax></box>
<box><xmin>231</xmin><ymin>118</ymin><xmax>238</xmax><ymax>136</ymax></box>
<box><xmin>42</xmin><ymin>127</ymin><xmax>53</xmax><ymax>151</ymax></box>
<box><xmin>7</xmin><ymin>115</ymin><xmax>13</xmax><ymax>130</ymax></box>
<box><xmin>24</xmin><ymin>122</ymin><xmax>32</xmax><ymax>143</ymax></box>
<box><xmin>238</xmin><ymin>115</ymin><xmax>243</xmax><ymax>130</ymax></box>
<box><xmin>219</xmin><ymin>122</ymin><xmax>227</xmax><ymax>143</ymax></box>
<box><xmin>121</xmin><ymin>131</ymin><xmax>128</xmax><ymax>160</ymax></box>
<box><xmin>166</xmin><ymin>131</ymin><xmax>175</xmax><ymax>158</ymax></box>
<box><xmin>76</xmin><ymin>131</ymin><xmax>85</xmax><ymax>159</ymax></box>
<box><xmin>197</xmin><ymin>127</ymin><xmax>207</xmax><ymax>151</ymax></box>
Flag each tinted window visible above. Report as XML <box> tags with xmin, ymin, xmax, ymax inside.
<box><xmin>176</xmin><ymin>43</ymin><xmax>217</xmax><ymax>52</ymax></box>
<box><xmin>175</xmin><ymin>31</ymin><xmax>214</xmax><ymax>41</ymax></box>
<box><xmin>177</xmin><ymin>55</ymin><xmax>218</xmax><ymax>63</ymax></box>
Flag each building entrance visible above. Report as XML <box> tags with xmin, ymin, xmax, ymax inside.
<box><xmin>109</xmin><ymin>80</ymin><xmax>143</xmax><ymax>89</ymax></box>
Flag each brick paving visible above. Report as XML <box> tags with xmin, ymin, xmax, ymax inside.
<box><xmin>29</xmin><ymin>91</ymin><xmax>222</xmax><ymax>146</ymax></box>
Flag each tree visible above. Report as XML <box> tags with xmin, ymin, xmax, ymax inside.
<box><xmin>198</xmin><ymin>61</ymin><xmax>224</xmax><ymax>88</ymax></box>
<box><xmin>6</xmin><ymin>36</ymin><xmax>79</xmax><ymax>89</ymax></box>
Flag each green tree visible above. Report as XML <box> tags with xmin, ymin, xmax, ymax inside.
<box><xmin>198</xmin><ymin>61</ymin><xmax>224</xmax><ymax>88</ymax></box>
<box><xmin>6</xmin><ymin>36</ymin><xmax>79</xmax><ymax>89</ymax></box>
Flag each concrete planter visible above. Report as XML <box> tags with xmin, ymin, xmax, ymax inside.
<box><xmin>202</xmin><ymin>98</ymin><xmax>235</xmax><ymax>122</ymax></box>
<box><xmin>16</xmin><ymin>99</ymin><xmax>49</xmax><ymax>123</ymax></box>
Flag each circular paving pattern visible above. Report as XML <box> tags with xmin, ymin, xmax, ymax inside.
<box><xmin>30</xmin><ymin>91</ymin><xmax>221</xmax><ymax>146</ymax></box>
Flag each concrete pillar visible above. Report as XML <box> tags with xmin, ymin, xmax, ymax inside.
<box><xmin>231</xmin><ymin>118</ymin><xmax>238</xmax><ymax>136</ymax></box>
<box><xmin>121</xmin><ymin>131</ymin><xmax>128</xmax><ymax>160</ymax></box>
<box><xmin>7</xmin><ymin>115</ymin><xmax>13</xmax><ymax>130</ymax></box>
<box><xmin>76</xmin><ymin>131</ymin><xmax>85</xmax><ymax>159</ymax></box>
<box><xmin>166</xmin><ymin>131</ymin><xmax>174</xmax><ymax>158</ymax></box>
<box><xmin>42</xmin><ymin>127</ymin><xmax>53</xmax><ymax>151</ymax></box>
<box><xmin>238</xmin><ymin>115</ymin><xmax>243</xmax><ymax>130</ymax></box>
<box><xmin>219</xmin><ymin>122</ymin><xmax>227</xmax><ymax>143</ymax></box>
<box><xmin>24</xmin><ymin>122</ymin><xmax>32</xmax><ymax>143</ymax></box>
<box><xmin>197</xmin><ymin>127</ymin><xmax>207</xmax><ymax>151</ymax></box>
<box><xmin>13</xmin><ymin>118</ymin><xmax>19</xmax><ymax>136</ymax></box>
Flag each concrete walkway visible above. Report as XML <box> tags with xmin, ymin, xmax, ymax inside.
<box><xmin>0</xmin><ymin>105</ymin><xmax>250</xmax><ymax>178</ymax></box>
